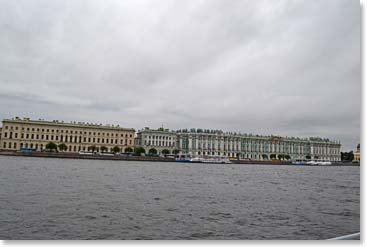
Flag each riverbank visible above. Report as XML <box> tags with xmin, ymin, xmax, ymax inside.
<box><xmin>0</xmin><ymin>151</ymin><xmax>359</xmax><ymax>166</ymax></box>
<box><xmin>0</xmin><ymin>151</ymin><xmax>175</xmax><ymax>162</ymax></box>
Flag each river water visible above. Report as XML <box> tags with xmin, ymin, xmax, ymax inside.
<box><xmin>0</xmin><ymin>156</ymin><xmax>360</xmax><ymax>240</ymax></box>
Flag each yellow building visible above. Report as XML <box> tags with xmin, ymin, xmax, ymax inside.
<box><xmin>0</xmin><ymin>117</ymin><xmax>135</xmax><ymax>153</ymax></box>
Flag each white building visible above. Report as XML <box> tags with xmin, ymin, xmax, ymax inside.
<box><xmin>135</xmin><ymin>127</ymin><xmax>178</xmax><ymax>155</ymax></box>
<box><xmin>175</xmin><ymin>129</ymin><xmax>341</xmax><ymax>161</ymax></box>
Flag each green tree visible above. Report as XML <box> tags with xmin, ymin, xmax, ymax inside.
<box><xmin>88</xmin><ymin>145</ymin><xmax>96</xmax><ymax>152</ymax></box>
<box><xmin>262</xmin><ymin>154</ymin><xmax>268</xmax><ymax>160</ymax></box>
<box><xmin>112</xmin><ymin>146</ymin><xmax>121</xmax><ymax>154</ymax></box>
<box><xmin>134</xmin><ymin>147</ymin><xmax>146</xmax><ymax>156</ymax></box>
<box><xmin>148</xmin><ymin>148</ymin><xmax>158</xmax><ymax>155</ymax></box>
<box><xmin>100</xmin><ymin>146</ymin><xmax>108</xmax><ymax>153</ymax></box>
<box><xmin>278</xmin><ymin>154</ymin><xmax>284</xmax><ymax>160</ymax></box>
<box><xmin>58</xmin><ymin>143</ymin><xmax>67</xmax><ymax>152</ymax></box>
<box><xmin>173</xmin><ymin>149</ymin><xmax>180</xmax><ymax>155</ymax></box>
<box><xmin>125</xmin><ymin>147</ymin><xmax>133</xmax><ymax>153</ymax></box>
<box><xmin>306</xmin><ymin>155</ymin><xmax>311</xmax><ymax>160</ymax></box>
<box><xmin>46</xmin><ymin>142</ymin><xmax>58</xmax><ymax>152</ymax></box>
<box><xmin>341</xmin><ymin>151</ymin><xmax>354</xmax><ymax>161</ymax></box>
<box><xmin>284</xmin><ymin>155</ymin><xmax>291</xmax><ymax>160</ymax></box>
<box><xmin>161</xmin><ymin>149</ymin><xmax>170</xmax><ymax>155</ymax></box>
<box><xmin>270</xmin><ymin>154</ymin><xmax>276</xmax><ymax>159</ymax></box>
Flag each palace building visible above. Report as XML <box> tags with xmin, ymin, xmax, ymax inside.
<box><xmin>135</xmin><ymin>127</ymin><xmax>178</xmax><ymax>155</ymax></box>
<box><xmin>0</xmin><ymin>117</ymin><xmax>135</xmax><ymax>153</ymax></box>
<box><xmin>0</xmin><ymin>117</ymin><xmax>342</xmax><ymax>161</ymax></box>
<box><xmin>175</xmin><ymin>129</ymin><xmax>341</xmax><ymax>161</ymax></box>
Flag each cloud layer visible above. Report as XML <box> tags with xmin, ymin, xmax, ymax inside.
<box><xmin>0</xmin><ymin>0</ymin><xmax>360</xmax><ymax>150</ymax></box>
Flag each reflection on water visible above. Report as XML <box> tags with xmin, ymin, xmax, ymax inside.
<box><xmin>0</xmin><ymin>156</ymin><xmax>360</xmax><ymax>239</ymax></box>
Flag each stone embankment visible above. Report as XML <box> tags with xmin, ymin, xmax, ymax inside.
<box><xmin>0</xmin><ymin>151</ymin><xmax>175</xmax><ymax>162</ymax></box>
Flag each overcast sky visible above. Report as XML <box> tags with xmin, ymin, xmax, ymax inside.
<box><xmin>0</xmin><ymin>0</ymin><xmax>360</xmax><ymax>151</ymax></box>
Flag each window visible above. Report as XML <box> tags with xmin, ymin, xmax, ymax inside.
<box><xmin>3</xmin><ymin>142</ymin><xmax>6</xmax><ymax>148</ymax></box>
<box><xmin>4</xmin><ymin>132</ymin><xmax>7</xmax><ymax>138</ymax></box>
<box><xmin>26</xmin><ymin>134</ymin><xmax>29</xmax><ymax>139</ymax></box>
<box><xmin>15</xmin><ymin>133</ymin><xmax>18</xmax><ymax>138</ymax></box>
<box><xmin>32</xmin><ymin>128</ymin><xmax>34</xmax><ymax>131</ymax></box>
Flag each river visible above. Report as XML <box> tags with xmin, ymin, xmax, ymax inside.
<box><xmin>0</xmin><ymin>156</ymin><xmax>360</xmax><ymax>239</ymax></box>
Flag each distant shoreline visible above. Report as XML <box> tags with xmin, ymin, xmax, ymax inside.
<box><xmin>0</xmin><ymin>151</ymin><xmax>359</xmax><ymax>166</ymax></box>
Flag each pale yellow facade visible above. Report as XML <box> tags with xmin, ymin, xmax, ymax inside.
<box><xmin>354</xmin><ymin>144</ymin><xmax>360</xmax><ymax>162</ymax></box>
<box><xmin>0</xmin><ymin>118</ymin><xmax>135</xmax><ymax>153</ymax></box>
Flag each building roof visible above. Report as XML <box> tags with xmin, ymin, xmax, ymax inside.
<box><xmin>3</xmin><ymin>117</ymin><xmax>135</xmax><ymax>132</ymax></box>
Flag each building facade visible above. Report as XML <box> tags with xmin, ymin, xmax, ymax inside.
<box><xmin>135</xmin><ymin>127</ymin><xmax>178</xmax><ymax>155</ymax></box>
<box><xmin>353</xmin><ymin>143</ymin><xmax>360</xmax><ymax>162</ymax></box>
<box><xmin>0</xmin><ymin>117</ymin><xmax>135</xmax><ymax>153</ymax></box>
<box><xmin>175</xmin><ymin>129</ymin><xmax>341</xmax><ymax>161</ymax></box>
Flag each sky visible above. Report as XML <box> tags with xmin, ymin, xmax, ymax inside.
<box><xmin>0</xmin><ymin>0</ymin><xmax>360</xmax><ymax>151</ymax></box>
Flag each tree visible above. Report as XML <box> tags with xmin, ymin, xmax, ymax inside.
<box><xmin>148</xmin><ymin>148</ymin><xmax>158</xmax><ymax>155</ymax></box>
<box><xmin>46</xmin><ymin>142</ymin><xmax>58</xmax><ymax>152</ymax></box>
<box><xmin>306</xmin><ymin>155</ymin><xmax>311</xmax><ymax>160</ymax></box>
<box><xmin>278</xmin><ymin>154</ymin><xmax>284</xmax><ymax>160</ymax></box>
<box><xmin>161</xmin><ymin>149</ymin><xmax>170</xmax><ymax>155</ymax></box>
<box><xmin>341</xmin><ymin>151</ymin><xmax>354</xmax><ymax>161</ymax></box>
<box><xmin>88</xmin><ymin>145</ymin><xmax>96</xmax><ymax>152</ymax></box>
<box><xmin>134</xmin><ymin>147</ymin><xmax>146</xmax><ymax>156</ymax></box>
<box><xmin>284</xmin><ymin>155</ymin><xmax>291</xmax><ymax>160</ymax></box>
<box><xmin>173</xmin><ymin>149</ymin><xmax>180</xmax><ymax>155</ymax></box>
<box><xmin>58</xmin><ymin>143</ymin><xmax>67</xmax><ymax>152</ymax></box>
<box><xmin>125</xmin><ymin>147</ymin><xmax>133</xmax><ymax>153</ymax></box>
<box><xmin>112</xmin><ymin>146</ymin><xmax>121</xmax><ymax>154</ymax></box>
<box><xmin>270</xmin><ymin>154</ymin><xmax>276</xmax><ymax>159</ymax></box>
<box><xmin>262</xmin><ymin>154</ymin><xmax>268</xmax><ymax>160</ymax></box>
<box><xmin>100</xmin><ymin>146</ymin><xmax>108</xmax><ymax>153</ymax></box>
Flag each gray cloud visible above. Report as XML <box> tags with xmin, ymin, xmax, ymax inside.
<box><xmin>0</xmin><ymin>0</ymin><xmax>360</xmax><ymax>151</ymax></box>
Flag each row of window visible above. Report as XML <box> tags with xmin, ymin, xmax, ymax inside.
<box><xmin>146</xmin><ymin>135</ymin><xmax>174</xmax><ymax>140</ymax></box>
<box><xmin>2</xmin><ymin>134</ymin><xmax>132</xmax><ymax>145</ymax></box>
<box><xmin>2</xmin><ymin>142</ymin><xmax>128</xmax><ymax>153</ymax></box>
<box><xmin>3</xmin><ymin>126</ymin><xmax>133</xmax><ymax>137</ymax></box>
<box><xmin>2</xmin><ymin>132</ymin><xmax>133</xmax><ymax>145</ymax></box>
<box><xmin>144</xmin><ymin>140</ymin><xmax>175</xmax><ymax>147</ymax></box>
